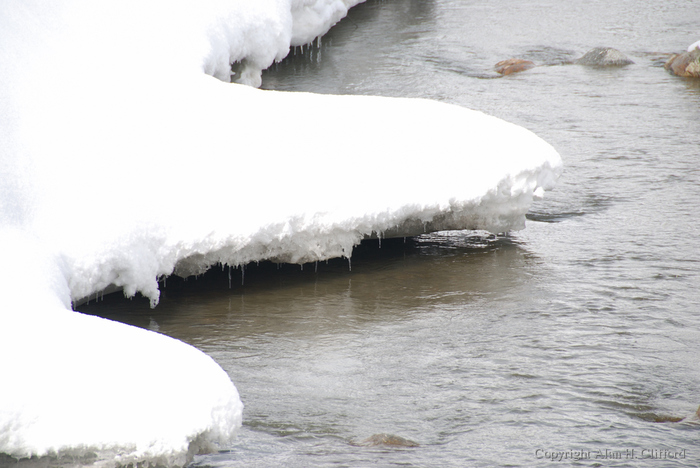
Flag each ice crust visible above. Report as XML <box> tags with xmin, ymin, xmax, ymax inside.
<box><xmin>0</xmin><ymin>0</ymin><xmax>562</xmax><ymax>465</ymax></box>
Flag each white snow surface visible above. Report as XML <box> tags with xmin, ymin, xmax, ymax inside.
<box><xmin>0</xmin><ymin>0</ymin><xmax>562</xmax><ymax>465</ymax></box>
<box><xmin>688</xmin><ymin>39</ymin><xmax>700</xmax><ymax>52</ymax></box>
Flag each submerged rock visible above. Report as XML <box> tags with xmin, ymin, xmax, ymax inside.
<box><xmin>638</xmin><ymin>404</ymin><xmax>700</xmax><ymax>423</ymax></box>
<box><xmin>495</xmin><ymin>58</ymin><xmax>536</xmax><ymax>75</ymax></box>
<box><xmin>664</xmin><ymin>48</ymin><xmax>700</xmax><ymax>78</ymax></box>
<box><xmin>357</xmin><ymin>433</ymin><xmax>419</xmax><ymax>447</ymax></box>
<box><xmin>576</xmin><ymin>47</ymin><xmax>634</xmax><ymax>67</ymax></box>
<box><xmin>650</xmin><ymin>414</ymin><xmax>685</xmax><ymax>423</ymax></box>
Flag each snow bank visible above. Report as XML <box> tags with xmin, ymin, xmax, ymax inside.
<box><xmin>0</xmin><ymin>0</ymin><xmax>561</xmax><ymax>465</ymax></box>
<box><xmin>0</xmin><ymin>229</ymin><xmax>243</xmax><ymax>466</ymax></box>
<box><xmin>0</xmin><ymin>292</ymin><xmax>242</xmax><ymax>467</ymax></box>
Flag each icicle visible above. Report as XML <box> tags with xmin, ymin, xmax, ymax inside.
<box><xmin>316</xmin><ymin>35</ymin><xmax>321</xmax><ymax>48</ymax></box>
<box><xmin>315</xmin><ymin>261</ymin><xmax>318</xmax><ymax>273</ymax></box>
<box><xmin>241</xmin><ymin>265</ymin><xmax>245</xmax><ymax>286</ymax></box>
<box><xmin>300</xmin><ymin>264</ymin><xmax>303</xmax><ymax>271</ymax></box>
<box><xmin>228</xmin><ymin>265</ymin><xmax>232</xmax><ymax>289</ymax></box>
<box><xmin>348</xmin><ymin>257</ymin><xmax>352</xmax><ymax>272</ymax></box>
<box><xmin>378</xmin><ymin>231</ymin><xmax>382</xmax><ymax>249</ymax></box>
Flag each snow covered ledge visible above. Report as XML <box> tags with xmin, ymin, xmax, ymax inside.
<box><xmin>214</xmin><ymin>0</ymin><xmax>366</xmax><ymax>86</ymax></box>
<box><xmin>57</xmin><ymin>83</ymin><xmax>562</xmax><ymax>299</ymax></box>
<box><xmin>0</xmin><ymin>232</ymin><xmax>243</xmax><ymax>466</ymax></box>
<box><xmin>0</xmin><ymin>309</ymin><xmax>242</xmax><ymax>467</ymax></box>
<box><xmin>0</xmin><ymin>0</ymin><xmax>561</xmax><ymax>465</ymax></box>
<box><xmin>163</xmin><ymin>85</ymin><xmax>562</xmax><ymax>279</ymax></box>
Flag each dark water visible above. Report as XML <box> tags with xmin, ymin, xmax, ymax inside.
<box><xmin>81</xmin><ymin>0</ymin><xmax>700</xmax><ymax>466</ymax></box>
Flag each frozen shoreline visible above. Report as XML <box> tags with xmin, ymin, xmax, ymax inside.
<box><xmin>0</xmin><ymin>0</ymin><xmax>561</xmax><ymax>465</ymax></box>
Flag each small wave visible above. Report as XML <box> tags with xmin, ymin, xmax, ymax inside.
<box><xmin>526</xmin><ymin>211</ymin><xmax>586</xmax><ymax>223</ymax></box>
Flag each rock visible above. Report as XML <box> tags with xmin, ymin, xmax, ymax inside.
<box><xmin>495</xmin><ymin>58</ymin><xmax>536</xmax><ymax>75</ymax></box>
<box><xmin>576</xmin><ymin>47</ymin><xmax>634</xmax><ymax>66</ymax></box>
<box><xmin>664</xmin><ymin>49</ymin><xmax>700</xmax><ymax>78</ymax></box>
<box><xmin>358</xmin><ymin>433</ymin><xmax>419</xmax><ymax>447</ymax></box>
<box><xmin>651</xmin><ymin>414</ymin><xmax>685</xmax><ymax>423</ymax></box>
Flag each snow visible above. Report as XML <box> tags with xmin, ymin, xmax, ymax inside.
<box><xmin>0</xmin><ymin>295</ymin><xmax>242</xmax><ymax>467</ymax></box>
<box><xmin>0</xmin><ymin>0</ymin><xmax>562</xmax><ymax>466</ymax></box>
<box><xmin>688</xmin><ymin>39</ymin><xmax>700</xmax><ymax>52</ymax></box>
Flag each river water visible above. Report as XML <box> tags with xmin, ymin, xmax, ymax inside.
<box><xmin>80</xmin><ymin>0</ymin><xmax>700</xmax><ymax>466</ymax></box>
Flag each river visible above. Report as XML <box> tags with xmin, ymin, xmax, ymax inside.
<box><xmin>79</xmin><ymin>0</ymin><xmax>700</xmax><ymax>466</ymax></box>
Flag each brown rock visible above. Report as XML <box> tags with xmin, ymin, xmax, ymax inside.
<box><xmin>664</xmin><ymin>53</ymin><xmax>680</xmax><ymax>70</ymax></box>
<box><xmin>651</xmin><ymin>415</ymin><xmax>685</xmax><ymax>423</ymax></box>
<box><xmin>495</xmin><ymin>58</ymin><xmax>536</xmax><ymax>75</ymax></box>
<box><xmin>358</xmin><ymin>433</ymin><xmax>419</xmax><ymax>447</ymax></box>
<box><xmin>664</xmin><ymin>49</ymin><xmax>700</xmax><ymax>78</ymax></box>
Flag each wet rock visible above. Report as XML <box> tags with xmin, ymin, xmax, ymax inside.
<box><xmin>495</xmin><ymin>58</ymin><xmax>536</xmax><ymax>75</ymax></box>
<box><xmin>358</xmin><ymin>433</ymin><xmax>419</xmax><ymax>447</ymax></box>
<box><xmin>576</xmin><ymin>47</ymin><xmax>634</xmax><ymax>66</ymax></box>
<box><xmin>651</xmin><ymin>414</ymin><xmax>685</xmax><ymax>423</ymax></box>
<box><xmin>664</xmin><ymin>48</ymin><xmax>700</xmax><ymax>78</ymax></box>
<box><xmin>638</xmin><ymin>404</ymin><xmax>700</xmax><ymax>423</ymax></box>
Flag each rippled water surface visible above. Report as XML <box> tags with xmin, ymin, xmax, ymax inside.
<box><xmin>81</xmin><ymin>0</ymin><xmax>700</xmax><ymax>466</ymax></box>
